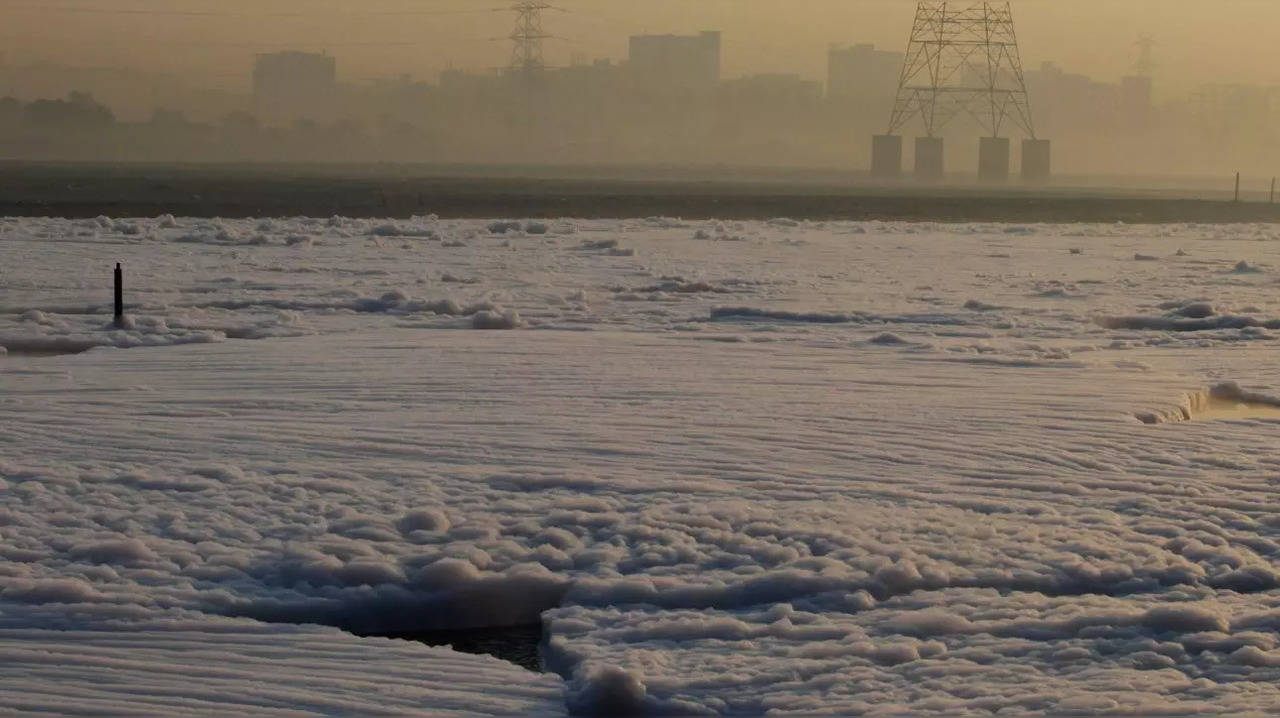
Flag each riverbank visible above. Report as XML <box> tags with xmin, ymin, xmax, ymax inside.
<box><xmin>3</xmin><ymin>161</ymin><xmax>1276</xmax><ymax>223</ymax></box>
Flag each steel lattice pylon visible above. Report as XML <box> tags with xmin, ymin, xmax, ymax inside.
<box><xmin>887</xmin><ymin>1</ymin><xmax>1036</xmax><ymax>139</ymax></box>
<box><xmin>1135</xmin><ymin>34</ymin><xmax>1155</xmax><ymax>78</ymax></box>
<box><xmin>509</xmin><ymin>1</ymin><xmax>551</xmax><ymax>76</ymax></box>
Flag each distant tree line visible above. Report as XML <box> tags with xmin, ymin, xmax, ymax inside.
<box><xmin>0</xmin><ymin>83</ymin><xmax>841</xmax><ymax>166</ymax></box>
<box><xmin>0</xmin><ymin>92</ymin><xmax>116</xmax><ymax>133</ymax></box>
<box><xmin>0</xmin><ymin>91</ymin><xmax>439</xmax><ymax>163</ymax></box>
<box><xmin>2</xmin><ymin>84</ymin><xmax>1277</xmax><ymax>176</ymax></box>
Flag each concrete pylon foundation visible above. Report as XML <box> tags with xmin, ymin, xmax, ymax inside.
<box><xmin>978</xmin><ymin>137</ymin><xmax>1011</xmax><ymax>184</ymax></box>
<box><xmin>914</xmin><ymin>137</ymin><xmax>944</xmax><ymax>181</ymax></box>
<box><xmin>1021</xmin><ymin>139</ymin><xmax>1051</xmax><ymax>183</ymax></box>
<box><xmin>871</xmin><ymin>135</ymin><xmax>903</xmax><ymax>179</ymax></box>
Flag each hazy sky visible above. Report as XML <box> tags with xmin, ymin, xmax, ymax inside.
<box><xmin>3</xmin><ymin>0</ymin><xmax>1277</xmax><ymax>96</ymax></box>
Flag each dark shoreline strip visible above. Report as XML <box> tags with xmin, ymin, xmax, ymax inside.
<box><xmin>2</xmin><ymin>164</ymin><xmax>1277</xmax><ymax>224</ymax></box>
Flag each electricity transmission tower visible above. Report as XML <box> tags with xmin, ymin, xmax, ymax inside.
<box><xmin>507</xmin><ymin>1</ymin><xmax>551</xmax><ymax>150</ymax></box>
<box><xmin>887</xmin><ymin>1</ymin><xmax>1036</xmax><ymax>140</ymax></box>
<box><xmin>509</xmin><ymin>1</ymin><xmax>551</xmax><ymax>77</ymax></box>
<box><xmin>1135</xmin><ymin>34</ymin><xmax>1156</xmax><ymax>78</ymax></box>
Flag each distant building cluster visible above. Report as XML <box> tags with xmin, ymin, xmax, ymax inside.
<box><xmin>628</xmin><ymin>31</ymin><xmax>722</xmax><ymax>96</ymax></box>
<box><xmin>0</xmin><ymin>31</ymin><xmax>1278</xmax><ymax>177</ymax></box>
<box><xmin>252</xmin><ymin>51</ymin><xmax>337</xmax><ymax>128</ymax></box>
<box><xmin>229</xmin><ymin>34</ymin><xmax>832</xmax><ymax>166</ymax></box>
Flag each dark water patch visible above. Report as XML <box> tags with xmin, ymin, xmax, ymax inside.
<box><xmin>1</xmin><ymin>347</ymin><xmax>91</xmax><ymax>357</ymax></box>
<box><xmin>364</xmin><ymin>623</ymin><xmax>544</xmax><ymax>672</ymax></box>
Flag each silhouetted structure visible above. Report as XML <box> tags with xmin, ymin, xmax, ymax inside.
<box><xmin>507</xmin><ymin>1</ymin><xmax>551</xmax><ymax>148</ymax></box>
<box><xmin>1120</xmin><ymin>75</ymin><xmax>1153</xmax><ymax>131</ymax></box>
<box><xmin>827</xmin><ymin>44</ymin><xmax>902</xmax><ymax>151</ymax></box>
<box><xmin>23</xmin><ymin>91</ymin><xmax>113</xmax><ymax>131</ymax></box>
<box><xmin>1135</xmin><ymin>35</ymin><xmax>1156</xmax><ymax>79</ymax></box>
<box><xmin>628</xmin><ymin>32</ymin><xmax>721</xmax><ymax>95</ymax></box>
<box><xmin>113</xmin><ymin>263</ymin><xmax>124</xmax><ymax>328</ymax></box>
<box><xmin>509</xmin><ymin>1</ymin><xmax>550</xmax><ymax>76</ymax></box>
<box><xmin>827</xmin><ymin>44</ymin><xmax>901</xmax><ymax>103</ymax></box>
<box><xmin>4</xmin><ymin>12</ymin><xmax>1279</xmax><ymax>177</ymax></box>
<box><xmin>252</xmin><ymin>51</ymin><xmax>336</xmax><ymax>127</ymax></box>
<box><xmin>878</xmin><ymin>1</ymin><xmax>1045</xmax><ymax>183</ymax></box>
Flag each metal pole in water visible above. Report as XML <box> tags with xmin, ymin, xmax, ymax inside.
<box><xmin>1234</xmin><ymin>173</ymin><xmax>1241</xmax><ymax>203</ymax></box>
<box><xmin>1271</xmin><ymin>177</ymin><xmax>1276</xmax><ymax>204</ymax></box>
<box><xmin>114</xmin><ymin>263</ymin><xmax>124</xmax><ymax>328</ymax></box>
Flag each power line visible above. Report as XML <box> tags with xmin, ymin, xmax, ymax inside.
<box><xmin>509</xmin><ymin>1</ymin><xmax>551</xmax><ymax>75</ymax></box>
<box><xmin>1</xmin><ymin>3</ymin><xmax>506</xmax><ymax>17</ymax></box>
<box><xmin>888</xmin><ymin>1</ymin><xmax>1035</xmax><ymax>139</ymax></box>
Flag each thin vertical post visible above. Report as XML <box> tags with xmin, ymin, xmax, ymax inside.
<box><xmin>113</xmin><ymin>263</ymin><xmax>124</xmax><ymax>328</ymax></box>
<box><xmin>1270</xmin><ymin>177</ymin><xmax>1275</xmax><ymax>204</ymax></box>
<box><xmin>1234</xmin><ymin>172</ymin><xmax>1241</xmax><ymax>203</ymax></box>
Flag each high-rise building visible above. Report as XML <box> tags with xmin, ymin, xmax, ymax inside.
<box><xmin>826</xmin><ymin>43</ymin><xmax>903</xmax><ymax>142</ymax></box>
<box><xmin>252</xmin><ymin>51</ymin><xmax>337</xmax><ymax>126</ymax></box>
<box><xmin>1120</xmin><ymin>75</ymin><xmax>1153</xmax><ymax>131</ymax></box>
<box><xmin>1025</xmin><ymin>62</ymin><xmax>1120</xmax><ymax>134</ymax></box>
<box><xmin>826</xmin><ymin>44</ymin><xmax>902</xmax><ymax>102</ymax></box>
<box><xmin>627</xmin><ymin>31</ymin><xmax>721</xmax><ymax>95</ymax></box>
<box><xmin>1192</xmin><ymin>84</ymin><xmax>1278</xmax><ymax>140</ymax></box>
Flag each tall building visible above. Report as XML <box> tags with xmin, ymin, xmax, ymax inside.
<box><xmin>1192</xmin><ymin>84</ymin><xmax>1277</xmax><ymax>140</ymax></box>
<box><xmin>1120</xmin><ymin>75</ymin><xmax>1153</xmax><ymax>131</ymax></box>
<box><xmin>826</xmin><ymin>44</ymin><xmax>902</xmax><ymax>102</ymax></box>
<box><xmin>717</xmin><ymin>73</ymin><xmax>824</xmax><ymax>159</ymax></box>
<box><xmin>627</xmin><ymin>31</ymin><xmax>721</xmax><ymax>95</ymax></box>
<box><xmin>826</xmin><ymin>43</ymin><xmax>903</xmax><ymax>139</ymax></box>
<box><xmin>1025</xmin><ymin>62</ymin><xmax>1120</xmax><ymax>134</ymax></box>
<box><xmin>252</xmin><ymin>51</ymin><xmax>337</xmax><ymax>126</ymax></box>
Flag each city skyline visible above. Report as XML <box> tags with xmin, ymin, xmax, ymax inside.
<box><xmin>4</xmin><ymin>0</ymin><xmax>1279</xmax><ymax>96</ymax></box>
<box><xmin>2</xmin><ymin>1</ymin><xmax>1277</xmax><ymax>179</ymax></box>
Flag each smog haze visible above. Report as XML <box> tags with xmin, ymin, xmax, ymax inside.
<box><xmin>1</xmin><ymin>0</ymin><xmax>1277</xmax><ymax>180</ymax></box>
<box><xmin>5</xmin><ymin>1</ymin><xmax>1274</xmax><ymax>92</ymax></box>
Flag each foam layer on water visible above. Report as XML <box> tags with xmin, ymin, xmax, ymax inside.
<box><xmin>5</xmin><ymin>217</ymin><xmax>1280</xmax><ymax>715</ymax></box>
